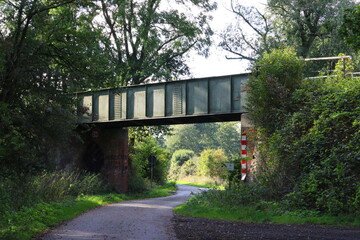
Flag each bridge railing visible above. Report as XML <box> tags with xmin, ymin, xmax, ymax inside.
<box><xmin>76</xmin><ymin>74</ymin><xmax>249</xmax><ymax>125</ymax></box>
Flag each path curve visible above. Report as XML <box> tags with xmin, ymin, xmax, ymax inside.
<box><xmin>40</xmin><ymin>184</ymin><xmax>202</xmax><ymax>240</ymax></box>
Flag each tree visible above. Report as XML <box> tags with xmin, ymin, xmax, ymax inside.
<box><xmin>340</xmin><ymin>4</ymin><xmax>360</xmax><ymax>50</ymax></box>
<box><xmin>0</xmin><ymin>0</ymin><xmax>111</xmax><ymax>176</ymax></box>
<box><xmin>220</xmin><ymin>1</ymin><xmax>281</xmax><ymax>61</ymax></box>
<box><xmin>0</xmin><ymin>0</ymin><xmax>217</xmax><ymax>178</ymax></box>
<box><xmin>221</xmin><ymin>0</ymin><xmax>356</xmax><ymax>62</ymax></box>
<box><xmin>245</xmin><ymin>47</ymin><xmax>360</xmax><ymax>214</ymax></box>
<box><xmin>166</xmin><ymin>122</ymin><xmax>242</xmax><ymax>158</ymax></box>
<box><xmin>168</xmin><ymin>149</ymin><xmax>195</xmax><ymax>179</ymax></box>
<box><xmin>96</xmin><ymin>0</ymin><xmax>216</xmax><ymax>86</ymax></box>
<box><xmin>171</xmin><ymin>149</ymin><xmax>195</xmax><ymax>166</ymax></box>
<box><xmin>246</xmin><ymin>48</ymin><xmax>304</xmax><ymax>134</ymax></box>
<box><xmin>130</xmin><ymin>137</ymin><xmax>170</xmax><ymax>187</ymax></box>
<box><xmin>166</xmin><ymin>123</ymin><xmax>220</xmax><ymax>155</ymax></box>
<box><xmin>1</xmin><ymin>0</ymin><xmax>73</xmax><ymax>104</ymax></box>
<box><xmin>216</xmin><ymin>122</ymin><xmax>241</xmax><ymax>158</ymax></box>
<box><xmin>0</xmin><ymin>0</ymin><xmax>73</xmax><ymax>174</ymax></box>
<box><xmin>128</xmin><ymin>125</ymin><xmax>173</xmax><ymax>149</ymax></box>
<box><xmin>97</xmin><ymin>0</ymin><xmax>217</xmax><ymax>153</ymax></box>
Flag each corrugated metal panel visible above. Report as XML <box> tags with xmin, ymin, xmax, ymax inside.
<box><xmin>153</xmin><ymin>89</ymin><xmax>165</xmax><ymax>117</ymax></box>
<box><xmin>146</xmin><ymin>86</ymin><xmax>165</xmax><ymax>118</ymax></box>
<box><xmin>173</xmin><ymin>86</ymin><xmax>183</xmax><ymax>115</ymax></box>
<box><xmin>165</xmin><ymin>82</ymin><xmax>186</xmax><ymax>116</ymax></box>
<box><xmin>121</xmin><ymin>91</ymin><xmax>127</xmax><ymax>119</ymax></box>
<box><xmin>114</xmin><ymin>93</ymin><xmax>122</xmax><ymax>119</ymax></box>
<box><xmin>98</xmin><ymin>94</ymin><xmax>109</xmax><ymax>121</ymax></box>
<box><xmin>134</xmin><ymin>91</ymin><xmax>146</xmax><ymax>118</ymax></box>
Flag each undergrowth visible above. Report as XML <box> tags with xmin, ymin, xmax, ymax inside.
<box><xmin>175</xmin><ymin>185</ymin><xmax>360</xmax><ymax>227</ymax></box>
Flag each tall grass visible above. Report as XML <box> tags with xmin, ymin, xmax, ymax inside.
<box><xmin>32</xmin><ymin>170</ymin><xmax>109</xmax><ymax>202</ymax></box>
<box><xmin>0</xmin><ymin>170</ymin><xmax>109</xmax><ymax>215</ymax></box>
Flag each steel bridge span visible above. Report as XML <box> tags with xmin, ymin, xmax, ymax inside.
<box><xmin>76</xmin><ymin>73</ymin><xmax>249</xmax><ymax>127</ymax></box>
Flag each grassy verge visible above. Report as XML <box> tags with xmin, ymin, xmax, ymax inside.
<box><xmin>176</xmin><ymin>180</ymin><xmax>214</xmax><ymax>189</ymax></box>
<box><xmin>0</xmin><ymin>183</ymin><xmax>176</xmax><ymax>240</ymax></box>
<box><xmin>174</xmin><ymin>191</ymin><xmax>360</xmax><ymax>227</ymax></box>
<box><xmin>175</xmin><ymin>175</ymin><xmax>225</xmax><ymax>189</ymax></box>
<box><xmin>128</xmin><ymin>181</ymin><xmax>177</xmax><ymax>199</ymax></box>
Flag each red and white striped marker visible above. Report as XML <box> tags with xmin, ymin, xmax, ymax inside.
<box><xmin>241</xmin><ymin>133</ymin><xmax>247</xmax><ymax>180</ymax></box>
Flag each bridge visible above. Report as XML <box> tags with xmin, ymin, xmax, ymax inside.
<box><xmin>76</xmin><ymin>73</ymin><xmax>249</xmax><ymax>127</ymax></box>
<box><xmin>66</xmin><ymin>73</ymin><xmax>253</xmax><ymax>194</ymax></box>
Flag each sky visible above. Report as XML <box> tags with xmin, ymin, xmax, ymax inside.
<box><xmin>184</xmin><ymin>0</ymin><xmax>266</xmax><ymax>79</ymax></box>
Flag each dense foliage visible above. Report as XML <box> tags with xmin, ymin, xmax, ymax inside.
<box><xmin>171</xmin><ymin>149</ymin><xmax>195</xmax><ymax>167</ymax></box>
<box><xmin>166</xmin><ymin>123</ymin><xmax>240</xmax><ymax>183</ymax></box>
<box><xmin>246</xmin><ymin>48</ymin><xmax>304</xmax><ymax>135</ymax></box>
<box><xmin>129</xmin><ymin>137</ymin><xmax>170</xmax><ymax>192</ymax></box>
<box><xmin>198</xmin><ymin>149</ymin><xmax>227</xmax><ymax>180</ymax></box>
<box><xmin>178</xmin><ymin>48</ymin><xmax>360</xmax><ymax>224</ymax></box>
<box><xmin>279</xmin><ymin>75</ymin><xmax>360</xmax><ymax>214</ymax></box>
<box><xmin>247</xmin><ymin>48</ymin><xmax>360</xmax><ymax>214</ymax></box>
<box><xmin>166</xmin><ymin>122</ymin><xmax>240</xmax><ymax>158</ymax></box>
<box><xmin>340</xmin><ymin>4</ymin><xmax>360</xmax><ymax>50</ymax></box>
<box><xmin>0</xmin><ymin>0</ymin><xmax>215</xmax><ymax>202</ymax></box>
<box><xmin>168</xmin><ymin>148</ymin><xmax>229</xmax><ymax>183</ymax></box>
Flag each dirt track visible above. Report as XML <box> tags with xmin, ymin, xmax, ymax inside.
<box><xmin>39</xmin><ymin>185</ymin><xmax>202</xmax><ymax>240</ymax></box>
<box><xmin>173</xmin><ymin>215</ymin><xmax>360</xmax><ymax>240</ymax></box>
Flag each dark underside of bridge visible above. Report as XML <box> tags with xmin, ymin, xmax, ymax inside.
<box><xmin>83</xmin><ymin>112</ymin><xmax>244</xmax><ymax>128</ymax></box>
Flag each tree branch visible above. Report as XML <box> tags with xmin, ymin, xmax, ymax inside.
<box><xmin>230</xmin><ymin>0</ymin><xmax>265</xmax><ymax>37</ymax></box>
<box><xmin>100</xmin><ymin>0</ymin><xmax>123</xmax><ymax>63</ymax></box>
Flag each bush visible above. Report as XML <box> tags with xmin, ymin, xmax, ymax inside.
<box><xmin>128</xmin><ymin>175</ymin><xmax>150</xmax><ymax>193</ymax></box>
<box><xmin>247</xmin><ymin>47</ymin><xmax>304</xmax><ymax>134</ymax></box>
<box><xmin>171</xmin><ymin>149</ymin><xmax>195</xmax><ymax>166</ymax></box>
<box><xmin>252</xmin><ymin>56</ymin><xmax>360</xmax><ymax>214</ymax></box>
<box><xmin>198</xmin><ymin>149</ymin><xmax>227</xmax><ymax>180</ymax></box>
<box><xmin>130</xmin><ymin>137</ymin><xmax>170</xmax><ymax>188</ymax></box>
<box><xmin>168</xmin><ymin>149</ymin><xmax>195</xmax><ymax>180</ymax></box>
<box><xmin>179</xmin><ymin>157</ymin><xmax>199</xmax><ymax>177</ymax></box>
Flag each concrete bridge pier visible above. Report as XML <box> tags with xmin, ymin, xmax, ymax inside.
<box><xmin>88</xmin><ymin>127</ymin><xmax>129</xmax><ymax>193</ymax></box>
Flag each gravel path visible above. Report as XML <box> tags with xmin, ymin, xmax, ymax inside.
<box><xmin>39</xmin><ymin>185</ymin><xmax>202</xmax><ymax>240</ymax></box>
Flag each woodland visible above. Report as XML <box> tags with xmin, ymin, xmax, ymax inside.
<box><xmin>0</xmin><ymin>0</ymin><xmax>359</xmax><ymax>237</ymax></box>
